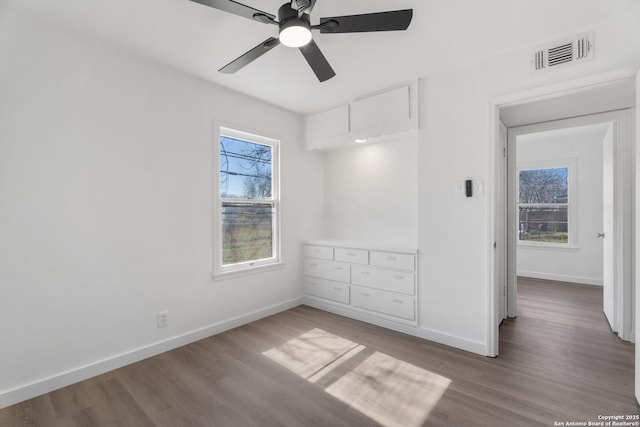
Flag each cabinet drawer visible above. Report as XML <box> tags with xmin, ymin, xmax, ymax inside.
<box><xmin>303</xmin><ymin>245</ymin><xmax>334</xmax><ymax>260</ymax></box>
<box><xmin>335</xmin><ymin>248</ymin><xmax>369</xmax><ymax>265</ymax></box>
<box><xmin>370</xmin><ymin>251</ymin><xmax>415</xmax><ymax>271</ymax></box>
<box><xmin>351</xmin><ymin>266</ymin><xmax>414</xmax><ymax>295</ymax></box>
<box><xmin>303</xmin><ymin>259</ymin><xmax>350</xmax><ymax>283</ymax></box>
<box><xmin>303</xmin><ymin>277</ymin><xmax>349</xmax><ymax>304</ymax></box>
<box><xmin>351</xmin><ymin>286</ymin><xmax>415</xmax><ymax>320</ymax></box>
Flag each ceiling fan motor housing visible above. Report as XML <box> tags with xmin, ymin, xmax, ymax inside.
<box><xmin>278</xmin><ymin>4</ymin><xmax>310</xmax><ymax>27</ymax></box>
<box><xmin>278</xmin><ymin>3</ymin><xmax>311</xmax><ymax>48</ymax></box>
<box><xmin>278</xmin><ymin>3</ymin><xmax>299</xmax><ymax>22</ymax></box>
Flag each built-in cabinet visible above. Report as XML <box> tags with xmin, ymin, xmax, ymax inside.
<box><xmin>302</xmin><ymin>241</ymin><xmax>418</xmax><ymax>334</ymax></box>
<box><xmin>304</xmin><ymin>81</ymin><xmax>419</xmax><ymax>150</ymax></box>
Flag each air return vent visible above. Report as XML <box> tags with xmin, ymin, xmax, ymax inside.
<box><xmin>532</xmin><ymin>33</ymin><xmax>593</xmax><ymax>72</ymax></box>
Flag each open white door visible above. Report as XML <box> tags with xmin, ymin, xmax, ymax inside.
<box><xmin>602</xmin><ymin>124</ymin><xmax>616</xmax><ymax>331</ymax></box>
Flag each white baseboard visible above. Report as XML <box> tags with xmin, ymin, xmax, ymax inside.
<box><xmin>517</xmin><ymin>270</ymin><xmax>603</xmax><ymax>286</ymax></box>
<box><xmin>303</xmin><ymin>298</ymin><xmax>418</xmax><ymax>336</ymax></box>
<box><xmin>417</xmin><ymin>326</ymin><xmax>488</xmax><ymax>356</ymax></box>
<box><xmin>0</xmin><ymin>297</ymin><xmax>302</xmax><ymax>410</ymax></box>
<box><xmin>303</xmin><ymin>297</ymin><xmax>488</xmax><ymax>357</ymax></box>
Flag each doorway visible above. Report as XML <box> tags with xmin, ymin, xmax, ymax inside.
<box><xmin>506</xmin><ymin>114</ymin><xmax>631</xmax><ymax>338</ymax></box>
<box><xmin>488</xmin><ymin>75</ymin><xmax>636</xmax><ymax>357</ymax></box>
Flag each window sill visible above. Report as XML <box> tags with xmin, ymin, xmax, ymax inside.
<box><xmin>211</xmin><ymin>261</ymin><xmax>285</xmax><ymax>281</ymax></box>
<box><xmin>518</xmin><ymin>242</ymin><xmax>579</xmax><ymax>251</ymax></box>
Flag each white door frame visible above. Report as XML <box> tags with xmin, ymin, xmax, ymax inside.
<box><xmin>635</xmin><ymin>68</ymin><xmax>640</xmax><ymax>406</ymax></box>
<box><xmin>496</xmin><ymin>121</ymin><xmax>508</xmax><ymax>323</ymax></box>
<box><xmin>487</xmin><ymin>68</ymin><xmax>637</xmax><ymax>357</ymax></box>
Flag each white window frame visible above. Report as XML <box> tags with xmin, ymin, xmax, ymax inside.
<box><xmin>516</xmin><ymin>159</ymin><xmax>577</xmax><ymax>249</ymax></box>
<box><xmin>213</xmin><ymin>125</ymin><xmax>281</xmax><ymax>279</ymax></box>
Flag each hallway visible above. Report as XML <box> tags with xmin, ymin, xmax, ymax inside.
<box><xmin>496</xmin><ymin>277</ymin><xmax>637</xmax><ymax>421</ymax></box>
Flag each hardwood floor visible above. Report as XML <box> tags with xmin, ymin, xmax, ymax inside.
<box><xmin>1</xmin><ymin>278</ymin><xmax>637</xmax><ymax>426</ymax></box>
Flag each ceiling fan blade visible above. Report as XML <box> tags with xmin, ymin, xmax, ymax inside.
<box><xmin>188</xmin><ymin>0</ymin><xmax>277</xmax><ymax>24</ymax></box>
<box><xmin>219</xmin><ymin>38</ymin><xmax>280</xmax><ymax>74</ymax></box>
<box><xmin>318</xmin><ymin>9</ymin><xmax>413</xmax><ymax>33</ymax></box>
<box><xmin>299</xmin><ymin>40</ymin><xmax>335</xmax><ymax>82</ymax></box>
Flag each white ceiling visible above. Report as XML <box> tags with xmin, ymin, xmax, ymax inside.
<box><xmin>4</xmin><ymin>0</ymin><xmax>638</xmax><ymax>114</ymax></box>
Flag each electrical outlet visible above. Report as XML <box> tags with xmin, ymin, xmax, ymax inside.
<box><xmin>157</xmin><ymin>311</ymin><xmax>168</xmax><ymax>328</ymax></box>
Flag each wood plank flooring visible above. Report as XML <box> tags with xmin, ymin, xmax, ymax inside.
<box><xmin>1</xmin><ymin>278</ymin><xmax>637</xmax><ymax>426</ymax></box>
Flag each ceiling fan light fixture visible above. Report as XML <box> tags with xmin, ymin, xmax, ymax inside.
<box><xmin>279</xmin><ymin>18</ymin><xmax>312</xmax><ymax>48</ymax></box>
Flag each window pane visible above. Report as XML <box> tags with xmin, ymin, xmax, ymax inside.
<box><xmin>519</xmin><ymin>167</ymin><xmax>568</xmax><ymax>204</ymax></box>
<box><xmin>519</xmin><ymin>206</ymin><xmax>568</xmax><ymax>243</ymax></box>
<box><xmin>220</xmin><ymin>136</ymin><xmax>272</xmax><ymax>199</ymax></box>
<box><xmin>222</xmin><ymin>202</ymin><xmax>274</xmax><ymax>265</ymax></box>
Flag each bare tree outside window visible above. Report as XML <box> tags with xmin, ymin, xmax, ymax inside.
<box><xmin>518</xmin><ymin>167</ymin><xmax>569</xmax><ymax>244</ymax></box>
<box><xmin>220</xmin><ymin>136</ymin><xmax>272</xmax><ymax>199</ymax></box>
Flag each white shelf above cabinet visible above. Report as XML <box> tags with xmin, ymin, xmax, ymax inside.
<box><xmin>350</xmin><ymin>85</ymin><xmax>410</xmax><ymax>132</ymax></box>
<box><xmin>304</xmin><ymin>104</ymin><xmax>350</xmax><ymax>151</ymax></box>
<box><xmin>303</xmin><ymin>80</ymin><xmax>419</xmax><ymax>150</ymax></box>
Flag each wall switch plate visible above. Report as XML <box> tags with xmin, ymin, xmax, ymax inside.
<box><xmin>465</xmin><ymin>179</ymin><xmax>473</xmax><ymax>197</ymax></box>
<box><xmin>157</xmin><ymin>311</ymin><xmax>168</xmax><ymax>328</ymax></box>
<box><xmin>455</xmin><ymin>179</ymin><xmax>484</xmax><ymax>197</ymax></box>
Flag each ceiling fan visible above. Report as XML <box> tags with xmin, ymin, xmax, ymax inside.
<box><xmin>188</xmin><ymin>0</ymin><xmax>413</xmax><ymax>82</ymax></box>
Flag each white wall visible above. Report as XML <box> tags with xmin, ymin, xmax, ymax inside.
<box><xmin>323</xmin><ymin>135</ymin><xmax>418</xmax><ymax>248</ymax></box>
<box><xmin>417</xmin><ymin>11</ymin><xmax>640</xmax><ymax>355</ymax></box>
<box><xmin>516</xmin><ymin>126</ymin><xmax>606</xmax><ymax>285</ymax></box>
<box><xmin>0</xmin><ymin>9</ymin><xmax>324</xmax><ymax>407</ymax></box>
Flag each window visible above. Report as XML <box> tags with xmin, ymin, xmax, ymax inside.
<box><xmin>518</xmin><ymin>164</ymin><xmax>574</xmax><ymax>247</ymax></box>
<box><xmin>215</xmin><ymin>126</ymin><xmax>280</xmax><ymax>276</ymax></box>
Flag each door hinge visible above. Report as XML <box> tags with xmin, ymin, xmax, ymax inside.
<box><xmin>503</xmin><ymin>147</ymin><xmax>507</xmax><ymax>158</ymax></box>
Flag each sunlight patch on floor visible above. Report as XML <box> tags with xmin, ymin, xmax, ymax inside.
<box><xmin>263</xmin><ymin>328</ymin><xmax>364</xmax><ymax>381</ymax></box>
<box><xmin>325</xmin><ymin>351</ymin><xmax>451</xmax><ymax>427</ymax></box>
<box><xmin>263</xmin><ymin>329</ymin><xmax>451</xmax><ymax>427</ymax></box>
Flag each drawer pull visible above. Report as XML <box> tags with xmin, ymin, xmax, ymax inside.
<box><xmin>360</xmin><ymin>271</ymin><xmax>370</xmax><ymax>275</ymax></box>
<box><xmin>392</xmin><ymin>275</ymin><xmax>404</xmax><ymax>279</ymax></box>
<box><xmin>386</xmin><ymin>256</ymin><xmax>397</xmax><ymax>261</ymax></box>
<box><xmin>392</xmin><ymin>299</ymin><xmax>404</xmax><ymax>304</ymax></box>
<box><xmin>310</xmin><ymin>263</ymin><xmax>318</xmax><ymax>267</ymax></box>
<box><xmin>360</xmin><ymin>293</ymin><xmax>370</xmax><ymax>297</ymax></box>
<box><xmin>333</xmin><ymin>287</ymin><xmax>342</xmax><ymax>291</ymax></box>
